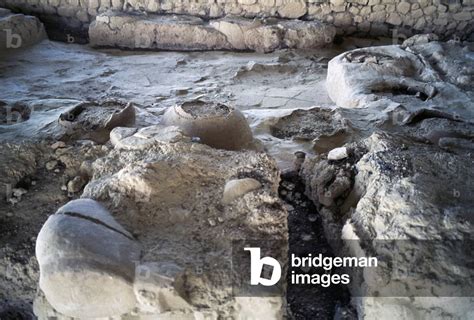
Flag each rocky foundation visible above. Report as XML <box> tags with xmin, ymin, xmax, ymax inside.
<box><xmin>30</xmin><ymin>121</ymin><xmax>288</xmax><ymax>318</ymax></box>
<box><xmin>89</xmin><ymin>12</ymin><xmax>336</xmax><ymax>52</ymax></box>
<box><xmin>299</xmin><ymin>39</ymin><xmax>474</xmax><ymax>319</ymax></box>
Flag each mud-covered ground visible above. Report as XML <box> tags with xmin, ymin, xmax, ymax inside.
<box><xmin>0</xmin><ymin>37</ymin><xmax>391</xmax><ymax>319</ymax></box>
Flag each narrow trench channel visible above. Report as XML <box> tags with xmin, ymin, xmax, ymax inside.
<box><xmin>279</xmin><ymin>170</ymin><xmax>356</xmax><ymax>320</ymax></box>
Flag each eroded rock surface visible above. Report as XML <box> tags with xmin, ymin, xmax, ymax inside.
<box><xmin>326</xmin><ymin>40</ymin><xmax>474</xmax><ymax>123</ymax></box>
<box><xmin>89</xmin><ymin>12</ymin><xmax>335</xmax><ymax>52</ymax></box>
<box><xmin>301</xmin><ymin>132</ymin><xmax>474</xmax><ymax>319</ymax></box>
<box><xmin>0</xmin><ymin>99</ymin><xmax>136</xmax><ymax>144</ymax></box>
<box><xmin>0</xmin><ymin>9</ymin><xmax>46</xmax><ymax>50</ymax></box>
<box><xmin>299</xmin><ymin>41</ymin><xmax>474</xmax><ymax>317</ymax></box>
<box><xmin>57</xmin><ymin>100</ymin><xmax>136</xmax><ymax>143</ymax></box>
<box><xmin>32</xmin><ymin>130</ymin><xmax>287</xmax><ymax>319</ymax></box>
<box><xmin>269</xmin><ymin>107</ymin><xmax>354</xmax><ymax>154</ymax></box>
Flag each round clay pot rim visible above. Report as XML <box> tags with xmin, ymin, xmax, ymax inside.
<box><xmin>172</xmin><ymin>103</ymin><xmax>236</xmax><ymax>120</ymax></box>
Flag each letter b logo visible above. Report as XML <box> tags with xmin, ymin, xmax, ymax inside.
<box><xmin>244</xmin><ymin>247</ymin><xmax>281</xmax><ymax>286</ymax></box>
<box><xmin>4</xmin><ymin>29</ymin><xmax>22</xmax><ymax>48</ymax></box>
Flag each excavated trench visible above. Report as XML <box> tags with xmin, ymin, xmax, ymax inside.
<box><xmin>280</xmin><ymin>170</ymin><xmax>356</xmax><ymax>320</ymax></box>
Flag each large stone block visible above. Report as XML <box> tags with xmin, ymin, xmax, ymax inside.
<box><xmin>89</xmin><ymin>12</ymin><xmax>231</xmax><ymax>50</ymax></box>
<box><xmin>280</xmin><ymin>19</ymin><xmax>336</xmax><ymax>48</ymax></box>
<box><xmin>0</xmin><ymin>9</ymin><xmax>46</xmax><ymax>50</ymax></box>
<box><xmin>277</xmin><ymin>0</ymin><xmax>307</xmax><ymax>18</ymax></box>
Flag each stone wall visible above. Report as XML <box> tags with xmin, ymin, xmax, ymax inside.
<box><xmin>1</xmin><ymin>0</ymin><xmax>473</xmax><ymax>42</ymax></box>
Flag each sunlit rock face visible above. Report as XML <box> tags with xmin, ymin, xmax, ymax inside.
<box><xmin>327</xmin><ymin>40</ymin><xmax>474</xmax><ymax>117</ymax></box>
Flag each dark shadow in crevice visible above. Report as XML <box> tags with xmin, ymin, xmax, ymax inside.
<box><xmin>281</xmin><ymin>171</ymin><xmax>356</xmax><ymax>320</ymax></box>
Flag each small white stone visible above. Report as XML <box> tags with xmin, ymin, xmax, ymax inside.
<box><xmin>67</xmin><ymin>176</ymin><xmax>86</xmax><ymax>194</ymax></box>
<box><xmin>222</xmin><ymin>178</ymin><xmax>262</xmax><ymax>204</ymax></box>
<box><xmin>328</xmin><ymin>147</ymin><xmax>348</xmax><ymax>161</ymax></box>
<box><xmin>51</xmin><ymin>141</ymin><xmax>66</xmax><ymax>150</ymax></box>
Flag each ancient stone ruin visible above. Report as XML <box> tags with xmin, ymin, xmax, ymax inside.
<box><xmin>0</xmin><ymin>1</ymin><xmax>473</xmax><ymax>320</ymax></box>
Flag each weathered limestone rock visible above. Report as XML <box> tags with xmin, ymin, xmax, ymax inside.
<box><xmin>133</xmin><ymin>262</ymin><xmax>192</xmax><ymax>314</ymax></box>
<box><xmin>78</xmin><ymin>134</ymin><xmax>287</xmax><ymax>318</ymax></box>
<box><xmin>222</xmin><ymin>178</ymin><xmax>262</xmax><ymax>204</ymax></box>
<box><xmin>327</xmin><ymin>44</ymin><xmax>436</xmax><ymax>109</ymax></box>
<box><xmin>326</xmin><ymin>41</ymin><xmax>474</xmax><ymax>122</ymax></box>
<box><xmin>301</xmin><ymin>132</ymin><xmax>474</xmax><ymax>319</ymax></box>
<box><xmin>110</xmin><ymin>125</ymin><xmax>189</xmax><ymax>150</ymax></box>
<box><xmin>0</xmin><ymin>9</ymin><xmax>46</xmax><ymax>50</ymax></box>
<box><xmin>280</xmin><ymin>19</ymin><xmax>335</xmax><ymax>49</ymax></box>
<box><xmin>57</xmin><ymin>100</ymin><xmax>136</xmax><ymax>143</ymax></box>
<box><xmin>300</xmin><ymin>40</ymin><xmax>474</xmax><ymax>319</ymax></box>
<box><xmin>210</xmin><ymin>16</ymin><xmax>259</xmax><ymax>50</ymax></box>
<box><xmin>401</xmin><ymin>33</ymin><xmax>439</xmax><ymax>48</ymax></box>
<box><xmin>89</xmin><ymin>12</ymin><xmax>232</xmax><ymax>50</ymax></box>
<box><xmin>35</xmin><ymin>199</ymin><xmax>141</xmax><ymax>318</ymax></box>
<box><xmin>301</xmin><ymin>156</ymin><xmax>353</xmax><ymax>207</ymax></box>
<box><xmin>162</xmin><ymin>100</ymin><xmax>254</xmax><ymax>150</ymax></box>
<box><xmin>0</xmin><ymin>143</ymin><xmax>39</xmax><ymax>203</ymax></box>
<box><xmin>277</xmin><ymin>0</ymin><xmax>307</xmax><ymax>19</ymax></box>
<box><xmin>242</xmin><ymin>23</ymin><xmax>283</xmax><ymax>53</ymax></box>
<box><xmin>90</xmin><ymin>12</ymin><xmax>335</xmax><ymax>52</ymax></box>
<box><xmin>327</xmin><ymin>147</ymin><xmax>348</xmax><ymax>160</ymax></box>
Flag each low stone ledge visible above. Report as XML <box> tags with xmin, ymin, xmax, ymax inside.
<box><xmin>0</xmin><ymin>8</ymin><xmax>46</xmax><ymax>50</ymax></box>
<box><xmin>89</xmin><ymin>11</ymin><xmax>336</xmax><ymax>52</ymax></box>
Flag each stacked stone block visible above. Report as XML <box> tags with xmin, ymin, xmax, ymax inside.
<box><xmin>1</xmin><ymin>0</ymin><xmax>472</xmax><ymax>41</ymax></box>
